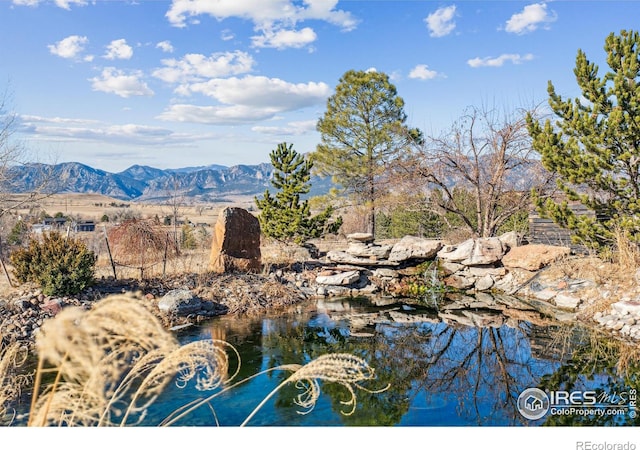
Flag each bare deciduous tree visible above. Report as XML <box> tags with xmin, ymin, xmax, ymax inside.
<box><xmin>165</xmin><ymin>174</ymin><xmax>185</xmax><ymax>255</ymax></box>
<box><xmin>409</xmin><ymin>105</ymin><xmax>554</xmax><ymax>238</ymax></box>
<box><xmin>0</xmin><ymin>89</ymin><xmax>58</xmax><ymax>219</ymax></box>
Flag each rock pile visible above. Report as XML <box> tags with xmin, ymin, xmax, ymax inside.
<box><xmin>0</xmin><ymin>272</ymin><xmax>309</xmax><ymax>348</ymax></box>
<box><xmin>315</xmin><ymin>232</ymin><xmax>575</xmax><ymax>305</ymax></box>
<box><xmin>0</xmin><ymin>286</ymin><xmax>103</xmax><ymax>348</ymax></box>
<box><xmin>593</xmin><ymin>300</ymin><xmax>640</xmax><ymax>341</ymax></box>
<box><xmin>437</xmin><ymin>236</ymin><xmax>509</xmax><ymax>291</ymax></box>
<box><xmin>315</xmin><ymin>233</ymin><xmax>443</xmax><ymax>297</ymax></box>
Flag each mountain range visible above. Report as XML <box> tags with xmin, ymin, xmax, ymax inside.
<box><xmin>5</xmin><ymin>161</ymin><xmax>334</xmax><ymax>203</ymax></box>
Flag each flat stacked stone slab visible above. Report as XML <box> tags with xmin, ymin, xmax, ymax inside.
<box><xmin>346</xmin><ymin>232</ymin><xmax>375</xmax><ymax>243</ymax></box>
<box><xmin>388</xmin><ymin>236</ymin><xmax>443</xmax><ymax>262</ymax></box>
<box><xmin>315</xmin><ymin>270</ymin><xmax>361</xmax><ymax>286</ymax></box>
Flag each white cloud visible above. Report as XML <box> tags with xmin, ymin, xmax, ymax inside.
<box><xmin>251</xmin><ymin>26</ymin><xmax>317</xmax><ymax>49</ymax></box>
<box><xmin>54</xmin><ymin>0</ymin><xmax>86</xmax><ymax>9</ymax></box>
<box><xmin>152</xmin><ymin>51</ymin><xmax>255</xmax><ymax>84</ymax></box>
<box><xmin>19</xmin><ymin>115</ymin><xmax>101</xmax><ymax>126</ymax></box>
<box><xmin>467</xmin><ymin>53</ymin><xmax>534</xmax><ymax>68</ymax></box>
<box><xmin>388</xmin><ymin>71</ymin><xmax>401</xmax><ymax>82</ymax></box>
<box><xmin>165</xmin><ymin>0</ymin><xmax>358</xmax><ymax>31</ymax></box>
<box><xmin>90</xmin><ymin>67</ymin><xmax>154</xmax><ymax>98</ymax></box>
<box><xmin>156</xmin><ymin>40</ymin><xmax>174</xmax><ymax>53</ymax></box>
<box><xmin>158</xmin><ymin>76</ymin><xmax>330</xmax><ymax>125</ymax></box>
<box><xmin>425</xmin><ymin>5</ymin><xmax>456</xmax><ymax>37</ymax></box>
<box><xmin>409</xmin><ymin>64</ymin><xmax>439</xmax><ymax>80</ymax></box>
<box><xmin>252</xmin><ymin>120</ymin><xmax>317</xmax><ymax>136</ymax></box>
<box><xmin>164</xmin><ymin>1</ymin><xmax>356</xmax><ymax>51</ymax></box>
<box><xmin>296</xmin><ymin>0</ymin><xmax>359</xmax><ymax>30</ymax></box>
<box><xmin>181</xmin><ymin>75</ymin><xmax>330</xmax><ymax>109</ymax></box>
<box><xmin>221</xmin><ymin>29</ymin><xmax>235</xmax><ymax>41</ymax></box>
<box><xmin>157</xmin><ymin>104</ymin><xmax>280</xmax><ymax>125</ymax></box>
<box><xmin>12</xmin><ymin>0</ymin><xmax>40</xmax><ymax>5</ymax></box>
<box><xmin>48</xmin><ymin>35</ymin><xmax>89</xmax><ymax>59</ymax></box>
<box><xmin>104</xmin><ymin>39</ymin><xmax>133</xmax><ymax>60</ymax></box>
<box><xmin>505</xmin><ymin>3</ymin><xmax>557</xmax><ymax>34</ymax></box>
<box><xmin>13</xmin><ymin>0</ymin><xmax>86</xmax><ymax>8</ymax></box>
<box><xmin>19</xmin><ymin>114</ymin><xmax>209</xmax><ymax>147</ymax></box>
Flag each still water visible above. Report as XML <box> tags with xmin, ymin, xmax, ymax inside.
<box><xmin>143</xmin><ymin>295</ymin><xmax>639</xmax><ymax>427</ymax></box>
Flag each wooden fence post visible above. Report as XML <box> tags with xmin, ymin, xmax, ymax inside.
<box><xmin>103</xmin><ymin>225</ymin><xmax>117</xmax><ymax>280</ymax></box>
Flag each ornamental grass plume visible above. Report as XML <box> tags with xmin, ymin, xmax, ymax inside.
<box><xmin>160</xmin><ymin>352</ymin><xmax>389</xmax><ymax>427</ymax></box>
<box><xmin>27</xmin><ymin>293</ymin><xmax>236</xmax><ymax>427</ymax></box>
<box><xmin>240</xmin><ymin>353</ymin><xmax>390</xmax><ymax>426</ymax></box>
<box><xmin>287</xmin><ymin>353</ymin><xmax>388</xmax><ymax>415</ymax></box>
<box><xmin>0</xmin><ymin>342</ymin><xmax>31</xmax><ymax>425</ymax></box>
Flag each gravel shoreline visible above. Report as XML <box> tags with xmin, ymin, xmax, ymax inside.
<box><xmin>0</xmin><ymin>271</ymin><xmax>308</xmax><ymax>350</ymax></box>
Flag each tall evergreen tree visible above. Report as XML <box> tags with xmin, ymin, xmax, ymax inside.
<box><xmin>312</xmin><ymin>70</ymin><xmax>421</xmax><ymax>237</ymax></box>
<box><xmin>527</xmin><ymin>29</ymin><xmax>640</xmax><ymax>249</ymax></box>
<box><xmin>255</xmin><ymin>142</ymin><xmax>341</xmax><ymax>245</ymax></box>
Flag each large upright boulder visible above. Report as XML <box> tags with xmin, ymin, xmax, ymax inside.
<box><xmin>209</xmin><ymin>207</ymin><xmax>261</xmax><ymax>273</ymax></box>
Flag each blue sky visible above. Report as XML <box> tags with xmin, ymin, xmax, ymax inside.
<box><xmin>1</xmin><ymin>0</ymin><xmax>639</xmax><ymax>173</ymax></box>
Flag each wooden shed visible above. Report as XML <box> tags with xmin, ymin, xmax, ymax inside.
<box><xmin>528</xmin><ymin>203</ymin><xmax>596</xmax><ymax>253</ymax></box>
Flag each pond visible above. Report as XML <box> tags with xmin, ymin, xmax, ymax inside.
<box><xmin>6</xmin><ymin>293</ymin><xmax>639</xmax><ymax>428</ymax></box>
<box><xmin>143</xmin><ymin>294</ymin><xmax>640</xmax><ymax>427</ymax></box>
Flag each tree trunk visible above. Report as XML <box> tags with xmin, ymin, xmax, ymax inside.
<box><xmin>368</xmin><ymin>170</ymin><xmax>376</xmax><ymax>237</ymax></box>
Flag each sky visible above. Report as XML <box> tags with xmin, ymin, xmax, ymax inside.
<box><xmin>1</xmin><ymin>0</ymin><xmax>639</xmax><ymax>173</ymax></box>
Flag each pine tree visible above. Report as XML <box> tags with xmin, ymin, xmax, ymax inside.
<box><xmin>7</xmin><ymin>219</ymin><xmax>28</xmax><ymax>245</ymax></box>
<box><xmin>527</xmin><ymin>29</ymin><xmax>640</xmax><ymax>249</ymax></box>
<box><xmin>255</xmin><ymin>142</ymin><xmax>341</xmax><ymax>245</ymax></box>
<box><xmin>312</xmin><ymin>70</ymin><xmax>421</xmax><ymax>237</ymax></box>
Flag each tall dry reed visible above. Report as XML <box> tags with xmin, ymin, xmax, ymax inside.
<box><xmin>612</xmin><ymin>225</ymin><xmax>640</xmax><ymax>271</ymax></box>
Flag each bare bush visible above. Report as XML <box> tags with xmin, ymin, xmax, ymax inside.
<box><xmin>107</xmin><ymin>219</ymin><xmax>178</xmax><ymax>279</ymax></box>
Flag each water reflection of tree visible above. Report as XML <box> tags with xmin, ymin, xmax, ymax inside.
<box><xmin>260</xmin><ymin>308</ymin><xmax>551</xmax><ymax>426</ymax></box>
<box><xmin>411</xmin><ymin>319</ymin><xmax>543</xmax><ymax>425</ymax></box>
<box><xmin>538</xmin><ymin>326</ymin><xmax>640</xmax><ymax>426</ymax></box>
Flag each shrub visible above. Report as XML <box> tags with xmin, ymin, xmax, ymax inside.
<box><xmin>10</xmin><ymin>232</ymin><xmax>97</xmax><ymax>296</ymax></box>
<box><xmin>7</xmin><ymin>220</ymin><xmax>28</xmax><ymax>246</ymax></box>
